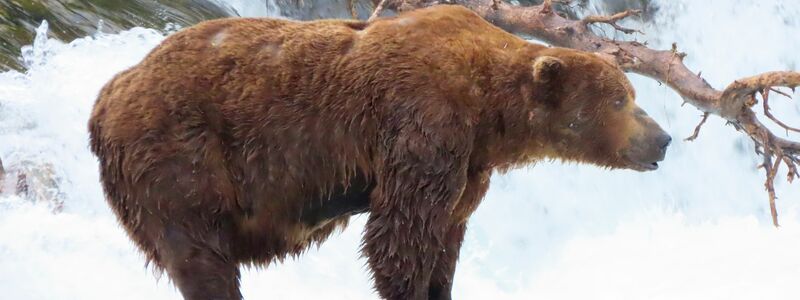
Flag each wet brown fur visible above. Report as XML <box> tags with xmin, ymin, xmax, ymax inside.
<box><xmin>88</xmin><ymin>5</ymin><xmax>662</xmax><ymax>300</ymax></box>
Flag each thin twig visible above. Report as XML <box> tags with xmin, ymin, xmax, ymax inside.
<box><xmin>764</xmin><ymin>158</ymin><xmax>780</xmax><ymax>227</ymax></box>
<box><xmin>783</xmin><ymin>156</ymin><xmax>798</xmax><ymax>183</ymax></box>
<box><xmin>350</xmin><ymin>0</ymin><xmax>359</xmax><ymax>19</ymax></box>
<box><xmin>760</xmin><ymin>89</ymin><xmax>800</xmax><ymax>134</ymax></box>
<box><xmin>492</xmin><ymin>0</ymin><xmax>501</xmax><ymax>10</ymax></box>
<box><xmin>581</xmin><ymin>9</ymin><xmax>643</xmax><ymax>34</ymax></box>
<box><xmin>770</xmin><ymin>87</ymin><xmax>793</xmax><ymax>99</ymax></box>
<box><xmin>685</xmin><ymin>112</ymin><xmax>709</xmax><ymax>141</ymax></box>
<box><xmin>369</xmin><ymin>0</ymin><xmax>389</xmax><ymax>22</ymax></box>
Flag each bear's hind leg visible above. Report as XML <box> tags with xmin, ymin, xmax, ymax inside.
<box><xmin>155</xmin><ymin>223</ymin><xmax>242</xmax><ymax>300</ymax></box>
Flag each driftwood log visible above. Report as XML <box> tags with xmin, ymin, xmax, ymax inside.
<box><xmin>368</xmin><ymin>0</ymin><xmax>800</xmax><ymax>226</ymax></box>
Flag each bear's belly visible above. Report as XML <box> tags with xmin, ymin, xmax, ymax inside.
<box><xmin>299</xmin><ymin>172</ymin><xmax>374</xmax><ymax>230</ymax></box>
<box><xmin>232</xmin><ymin>172</ymin><xmax>374</xmax><ymax>261</ymax></box>
<box><xmin>283</xmin><ymin>172</ymin><xmax>374</xmax><ymax>250</ymax></box>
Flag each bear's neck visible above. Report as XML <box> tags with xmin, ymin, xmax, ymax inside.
<box><xmin>471</xmin><ymin>75</ymin><xmax>554</xmax><ymax>172</ymax></box>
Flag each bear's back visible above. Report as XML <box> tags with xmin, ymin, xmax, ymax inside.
<box><xmin>90</xmin><ymin>5</ymin><xmax>530</xmax><ymax>143</ymax></box>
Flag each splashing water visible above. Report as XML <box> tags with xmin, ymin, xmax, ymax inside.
<box><xmin>1</xmin><ymin>1</ymin><xmax>799</xmax><ymax>299</ymax></box>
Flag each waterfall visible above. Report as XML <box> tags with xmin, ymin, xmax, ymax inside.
<box><xmin>0</xmin><ymin>1</ymin><xmax>798</xmax><ymax>299</ymax></box>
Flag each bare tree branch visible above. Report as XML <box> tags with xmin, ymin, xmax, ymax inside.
<box><xmin>386</xmin><ymin>0</ymin><xmax>800</xmax><ymax>226</ymax></box>
<box><xmin>369</xmin><ymin>0</ymin><xmax>389</xmax><ymax>22</ymax></box>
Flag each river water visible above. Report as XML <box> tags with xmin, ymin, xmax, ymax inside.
<box><xmin>1</xmin><ymin>1</ymin><xmax>799</xmax><ymax>299</ymax></box>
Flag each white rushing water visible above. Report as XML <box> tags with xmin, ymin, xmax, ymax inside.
<box><xmin>1</xmin><ymin>1</ymin><xmax>799</xmax><ymax>299</ymax></box>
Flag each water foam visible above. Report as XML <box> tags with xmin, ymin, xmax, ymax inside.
<box><xmin>1</xmin><ymin>1</ymin><xmax>799</xmax><ymax>299</ymax></box>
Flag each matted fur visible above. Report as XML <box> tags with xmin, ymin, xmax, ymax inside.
<box><xmin>88</xmin><ymin>5</ymin><xmax>665</xmax><ymax>300</ymax></box>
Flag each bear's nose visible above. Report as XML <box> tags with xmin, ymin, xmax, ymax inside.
<box><xmin>658</xmin><ymin>134</ymin><xmax>672</xmax><ymax>150</ymax></box>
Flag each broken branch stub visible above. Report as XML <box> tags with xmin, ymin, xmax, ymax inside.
<box><xmin>581</xmin><ymin>9</ymin><xmax>644</xmax><ymax>35</ymax></box>
<box><xmin>369</xmin><ymin>0</ymin><xmax>389</xmax><ymax>22</ymax></box>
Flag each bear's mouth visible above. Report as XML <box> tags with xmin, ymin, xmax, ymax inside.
<box><xmin>641</xmin><ymin>161</ymin><xmax>659</xmax><ymax>171</ymax></box>
<box><xmin>622</xmin><ymin>143</ymin><xmax>666</xmax><ymax>171</ymax></box>
<box><xmin>628</xmin><ymin>160</ymin><xmax>659</xmax><ymax>171</ymax></box>
<box><xmin>623</xmin><ymin>156</ymin><xmax>661</xmax><ymax>171</ymax></box>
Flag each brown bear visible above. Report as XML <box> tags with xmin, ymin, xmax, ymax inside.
<box><xmin>88</xmin><ymin>5</ymin><xmax>670</xmax><ymax>300</ymax></box>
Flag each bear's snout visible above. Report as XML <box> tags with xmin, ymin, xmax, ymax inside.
<box><xmin>624</xmin><ymin>112</ymin><xmax>671</xmax><ymax>171</ymax></box>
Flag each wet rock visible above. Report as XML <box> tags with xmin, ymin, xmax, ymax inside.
<box><xmin>0</xmin><ymin>0</ymin><xmax>235</xmax><ymax>71</ymax></box>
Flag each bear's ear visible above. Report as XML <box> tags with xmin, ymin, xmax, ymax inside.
<box><xmin>532</xmin><ymin>56</ymin><xmax>565</xmax><ymax>83</ymax></box>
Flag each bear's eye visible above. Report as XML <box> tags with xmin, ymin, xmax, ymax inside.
<box><xmin>613</xmin><ymin>99</ymin><xmax>626</xmax><ymax>110</ymax></box>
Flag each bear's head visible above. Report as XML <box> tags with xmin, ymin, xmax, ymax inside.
<box><xmin>518</xmin><ymin>48</ymin><xmax>671</xmax><ymax>171</ymax></box>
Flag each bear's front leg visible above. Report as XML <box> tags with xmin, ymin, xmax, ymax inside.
<box><xmin>428</xmin><ymin>170</ymin><xmax>491</xmax><ymax>300</ymax></box>
<box><xmin>362</xmin><ymin>125</ymin><xmax>471</xmax><ymax>300</ymax></box>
